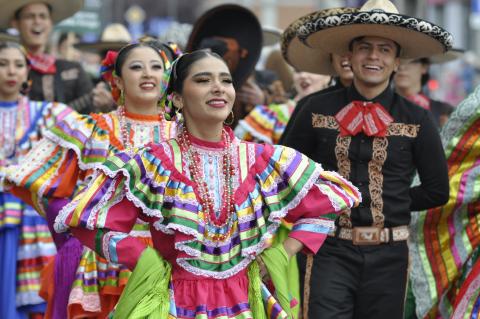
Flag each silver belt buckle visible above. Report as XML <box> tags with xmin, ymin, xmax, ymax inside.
<box><xmin>352</xmin><ymin>226</ymin><xmax>381</xmax><ymax>245</ymax></box>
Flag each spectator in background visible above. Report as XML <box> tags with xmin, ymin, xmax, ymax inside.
<box><xmin>76</xmin><ymin>23</ymin><xmax>133</xmax><ymax>113</ymax></box>
<box><xmin>279</xmin><ymin>7</ymin><xmax>357</xmax><ymax>144</ymax></box>
<box><xmin>56</xmin><ymin>31</ymin><xmax>82</xmax><ymax>61</ymax></box>
<box><xmin>394</xmin><ymin>49</ymin><xmax>463</xmax><ymax>128</ymax></box>
<box><xmin>235</xmin><ymin>69</ymin><xmax>330</xmax><ymax>144</ymax></box>
<box><xmin>0</xmin><ymin>0</ymin><xmax>99</xmax><ymax>113</ymax></box>
<box><xmin>186</xmin><ymin>4</ymin><xmax>263</xmax><ymax>128</ymax></box>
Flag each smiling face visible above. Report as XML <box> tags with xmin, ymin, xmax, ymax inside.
<box><xmin>172</xmin><ymin>55</ymin><xmax>235</xmax><ymax>128</ymax></box>
<box><xmin>331</xmin><ymin>53</ymin><xmax>354</xmax><ymax>85</ymax></box>
<box><xmin>0</xmin><ymin>47</ymin><xmax>28</xmax><ymax>101</ymax></box>
<box><xmin>349</xmin><ymin>36</ymin><xmax>400</xmax><ymax>93</ymax></box>
<box><xmin>115</xmin><ymin>46</ymin><xmax>165</xmax><ymax>110</ymax></box>
<box><xmin>12</xmin><ymin>3</ymin><xmax>53</xmax><ymax>54</ymax></box>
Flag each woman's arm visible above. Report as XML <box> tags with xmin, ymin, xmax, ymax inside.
<box><xmin>71</xmin><ymin>197</ymin><xmax>147</xmax><ymax>270</ymax></box>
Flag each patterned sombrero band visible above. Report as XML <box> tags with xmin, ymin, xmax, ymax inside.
<box><xmin>297</xmin><ymin>9</ymin><xmax>453</xmax><ymax>59</ymax></box>
<box><xmin>281</xmin><ymin>7</ymin><xmax>358</xmax><ymax>75</ymax></box>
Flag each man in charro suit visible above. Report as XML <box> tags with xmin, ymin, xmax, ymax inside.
<box><xmin>281</xmin><ymin>0</ymin><xmax>451</xmax><ymax>318</ymax></box>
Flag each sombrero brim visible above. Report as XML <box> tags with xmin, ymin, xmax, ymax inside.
<box><xmin>187</xmin><ymin>4</ymin><xmax>262</xmax><ymax>89</ymax></box>
<box><xmin>0</xmin><ymin>32</ymin><xmax>20</xmax><ymax>43</ymax></box>
<box><xmin>75</xmin><ymin>41</ymin><xmax>130</xmax><ymax>52</ymax></box>
<box><xmin>281</xmin><ymin>7</ymin><xmax>358</xmax><ymax>75</ymax></box>
<box><xmin>0</xmin><ymin>0</ymin><xmax>84</xmax><ymax>28</ymax></box>
<box><xmin>429</xmin><ymin>48</ymin><xmax>464</xmax><ymax>64</ymax></box>
<box><xmin>262</xmin><ymin>27</ymin><xmax>281</xmax><ymax>47</ymax></box>
<box><xmin>284</xmin><ymin>36</ymin><xmax>334</xmax><ymax>75</ymax></box>
<box><xmin>298</xmin><ymin>11</ymin><xmax>453</xmax><ymax>59</ymax></box>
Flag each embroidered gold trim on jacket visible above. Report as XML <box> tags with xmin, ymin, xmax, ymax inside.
<box><xmin>312</xmin><ymin>114</ymin><xmax>339</xmax><ymax>129</ymax></box>
<box><xmin>312</xmin><ymin>114</ymin><xmax>420</xmax><ymax>138</ymax></box>
<box><xmin>369</xmin><ymin>137</ymin><xmax>388</xmax><ymax>227</ymax></box>
<box><xmin>335</xmin><ymin>135</ymin><xmax>352</xmax><ymax>228</ymax></box>
<box><xmin>312</xmin><ymin>113</ymin><xmax>415</xmax><ymax>227</ymax></box>
<box><xmin>387</xmin><ymin>123</ymin><xmax>419</xmax><ymax>137</ymax></box>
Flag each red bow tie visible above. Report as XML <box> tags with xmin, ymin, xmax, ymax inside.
<box><xmin>335</xmin><ymin>101</ymin><xmax>394</xmax><ymax>137</ymax></box>
<box><xmin>28</xmin><ymin>53</ymin><xmax>57</xmax><ymax>74</ymax></box>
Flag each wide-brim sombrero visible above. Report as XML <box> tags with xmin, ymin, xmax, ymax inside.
<box><xmin>297</xmin><ymin>0</ymin><xmax>453</xmax><ymax>59</ymax></box>
<box><xmin>429</xmin><ymin>48</ymin><xmax>464</xmax><ymax>64</ymax></box>
<box><xmin>282</xmin><ymin>7</ymin><xmax>358</xmax><ymax>75</ymax></box>
<box><xmin>75</xmin><ymin>23</ymin><xmax>132</xmax><ymax>52</ymax></box>
<box><xmin>0</xmin><ymin>0</ymin><xmax>84</xmax><ymax>28</ymax></box>
<box><xmin>186</xmin><ymin>4</ymin><xmax>262</xmax><ymax>89</ymax></box>
<box><xmin>262</xmin><ymin>26</ymin><xmax>282</xmax><ymax>47</ymax></box>
<box><xmin>0</xmin><ymin>30</ymin><xmax>20</xmax><ymax>43</ymax></box>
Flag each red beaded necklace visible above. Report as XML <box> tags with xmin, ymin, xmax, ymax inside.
<box><xmin>178</xmin><ymin>127</ymin><xmax>236</xmax><ymax>240</ymax></box>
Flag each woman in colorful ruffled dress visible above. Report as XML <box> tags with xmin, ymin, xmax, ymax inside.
<box><xmin>55</xmin><ymin>50</ymin><xmax>361</xmax><ymax>318</ymax></box>
<box><xmin>406</xmin><ymin>85</ymin><xmax>480</xmax><ymax>319</ymax></box>
<box><xmin>5</xmin><ymin>41</ymin><xmax>179</xmax><ymax>318</ymax></box>
<box><xmin>0</xmin><ymin>41</ymin><xmax>73</xmax><ymax>318</ymax></box>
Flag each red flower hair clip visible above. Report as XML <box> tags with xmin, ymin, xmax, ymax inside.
<box><xmin>100</xmin><ymin>50</ymin><xmax>121</xmax><ymax>102</ymax></box>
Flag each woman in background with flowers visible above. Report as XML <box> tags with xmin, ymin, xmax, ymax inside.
<box><xmin>4</xmin><ymin>41</ymin><xmax>179</xmax><ymax>318</ymax></box>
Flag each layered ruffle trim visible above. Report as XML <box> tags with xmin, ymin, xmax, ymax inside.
<box><xmin>57</xmin><ymin>141</ymin><xmax>359</xmax><ymax>279</ymax></box>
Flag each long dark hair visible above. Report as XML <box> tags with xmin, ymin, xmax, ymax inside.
<box><xmin>167</xmin><ymin>50</ymin><xmax>225</xmax><ymax>95</ymax></box>
<box><xmin>114</xmin><ymin>42</ymin><xmax>164</xmax><ymax>77</ymax></box>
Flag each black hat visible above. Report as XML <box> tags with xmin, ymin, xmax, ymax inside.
<box><xmin>186</xmin><ymin>4</ymin><xmax>262</xmax><ymax>89</ymax></box>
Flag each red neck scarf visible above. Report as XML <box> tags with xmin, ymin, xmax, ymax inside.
<box><xmin>406</xmin><ymin>93</ymin><xmax>431</xmax><ymax>110</ymax></box>
<box><xmin>28</xmin><ymin>53</ymin><xmax>57</xmax><ymax>74</ymax></box>
<box><xmin>335</xmin><ymin>101</ymin><xmax>394</xmax><ymax>137</ymax></box>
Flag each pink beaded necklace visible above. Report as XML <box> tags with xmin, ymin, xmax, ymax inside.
<box><xmin>178</xmin><ymin>127</ymin><xmax>236</xmax><ymax>240</ymax></box>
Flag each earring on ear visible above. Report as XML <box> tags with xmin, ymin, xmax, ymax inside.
<box><xmin>175</xmin><ymin>111</ymin><xmax>184</xmax><ymax>125</ymax></box>
<box><xmin>224</xmin><ymin>111</ymin><xmax>235</xmax><ymax>126</ymax></box>
<box><xmin>20</xmin><ymin>80</ymin><xmax>31</xmax><ymax>95</ymax></box>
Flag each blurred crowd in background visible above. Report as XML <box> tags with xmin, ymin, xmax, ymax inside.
<box><xmin>5</xmin><ymin>0</ymin><xmax>477</xmax><ymax>108</ymax></box>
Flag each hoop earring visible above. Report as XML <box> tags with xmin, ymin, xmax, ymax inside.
<box><xmin>20</xmin><ymin>80</ymin><xmax>31</xmax><ymax>95</ymax></box>
<box><xmin>224</xmin><ymin>111</ymin><xmax>234</xmax><ymax>126</ymax></box>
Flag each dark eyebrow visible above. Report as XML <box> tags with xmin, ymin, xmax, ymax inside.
<box><xmin>378</xmin><ymin>43</ymin><xmax>395</xmax><ymax>48</ymax></box>
<box><xmin>357</xmin><ymin>41</ymin><xmax>371</xmax><ymax>46</ymax></box>
<box><xmin>357</xmin><ymin>41</ymin><xmax>394</xmax><ymax>49</ymax></box>
<box><xmin>0</xmin><ymin>58</ymin><xmax>23</xmax><ymax>62</ymax></box>
<box><xmin>192</xmin><ymin>72</ymin><xmax>212</xmax><ymax>77</ymax></box>
<box><xmin>128</xmin><ymin>59</ymin><xmax>161</xmax><ymax>64</ymax></box>
<box><xmin>192</xmin><ymin>72</ymin><xmax>231</xmax><ymax>77</ymax></box>
<box><xmin>192</xmin><ymin>72</ymin><xmax>213</xmax><ymax>78</ymax></box>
